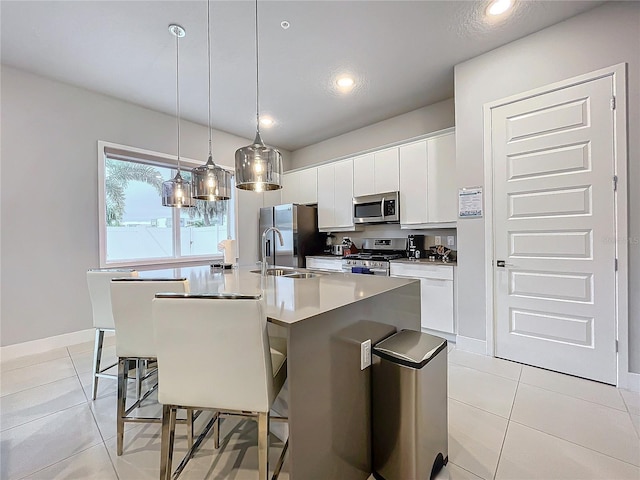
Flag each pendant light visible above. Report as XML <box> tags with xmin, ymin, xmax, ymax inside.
<box><xmin>162</xmin><ymin>24</ymin><xmax>192</xmax><ymax>208</ymax></box>
<box><xmin>191</xmin><ymin>1</ymin><xmax>232</xmax><ymax>200</ymax></box>
<box><xmin>234</xmin><ymin>0</ymin><xmax>282</xmax><ymax>192</ymax></box>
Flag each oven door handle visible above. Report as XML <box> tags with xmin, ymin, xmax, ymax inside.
<box><xmin>368</xmin><ymin>268</ymin><xmax>389</xmax><ymax>274</ymax></box>
<box><xmin>380</xmin><ymin>197</ymin><xmax>385</xmax><ymax>221</ymax></box>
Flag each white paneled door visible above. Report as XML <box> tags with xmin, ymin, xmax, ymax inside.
<box><xmin>492</xmin><ymin>75</ymin><xmax>617</xmax><ymax>384</ymax></box>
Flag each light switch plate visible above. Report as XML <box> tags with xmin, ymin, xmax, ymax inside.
<box><xmin>435</xmin><ymin>235</ymin><xmax>442</xmax><ymax>245</ymax></box>
<box><xmin>361</xmin><ymin>339</ymin><xmax>372</xmax><ymax>370</ymax></box>
<box><xmin>447</xmin><ymin>236</ymin><xmax>455</xmax><ymax>246</ymax></box>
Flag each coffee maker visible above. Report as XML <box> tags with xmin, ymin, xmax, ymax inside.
<box><xmin>407</xmin><ymin>234</ymin><xmax>425</xmax><ymax>259</ymax></box>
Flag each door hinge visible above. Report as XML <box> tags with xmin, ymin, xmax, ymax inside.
<box><xmin>616</xmin><ymin>340</ymin><xmax>619</xmax><ymax>353</ymax></box>
<box><xmin>613</xmin><ymin>175</ymin><xmax>618</xmax><ymax>192</ymax></box>
<box><xmin>610</xmin><ymin>96</ymin><xmax>616</xmax><ymax>110</ymax></box>
<box><xmin>615</xmin><ymin>258</ymin><xmax>618</xmax><ymax>271</ymax></box>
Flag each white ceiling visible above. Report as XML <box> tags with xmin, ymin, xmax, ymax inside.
<box><xmin>1</xmin><ymin>0</ymin><xmax>605</xmax><ymax>151</ymax></box>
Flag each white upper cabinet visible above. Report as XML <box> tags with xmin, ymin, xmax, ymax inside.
<box><xmin>316</xmin><ymin>163</ymin><xmax>335</xmax><ymax>230</ymax></box>
<box><xmin>333</xmin><ymin>159</ymin><xmax>355</xmax><ymax>229</ymax></box>
<box><xmin>352</xmin><ymin>153</ymin><xmax>375</xmax><ymax>197</ymax></box>
<box><xmin>353</xmin><ymin>148</ymin><xmax>399</xmax><ymax>197</ymax></box>
<box><xmin>399</xmin><ymin>131</ymin><xmax>457</xmax><ymax>227</ymax></box>
<box><xmin>281</xmin><ymin>167</ymin><xmax>317</xmax><ymax>205</ymax></box>
<box><xmin>374</xmin><ymin>147</ymin><xmax>400</xmax><ymax>194</ymax></box>
<box><xmin>317</xmin><ymin>159</ymin><xmax>354</xmax><ymax>232</ymax></box>
<box><xmin>427</xmin><ymin>133</ymin><xmax>457</xmax><ymax>223</ymax></box>
<box><xmin>399</xmin><ymin>140</ymin><xmax>429</xmax><ymax>225</ymax></box>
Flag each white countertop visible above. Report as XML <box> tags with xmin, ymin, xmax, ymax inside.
<box><xmin>139</xmin><ymin>265</ymin><xmax>416</xmax><ymax>326</ymax></box>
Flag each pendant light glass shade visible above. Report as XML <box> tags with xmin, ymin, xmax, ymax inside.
<box><xmin>235</xmin><ymin>132</ymin><xmax>282</xmax><ymax>191</ymax></box>
<box><xmin>192</xmin><ymin>155</ymin><xmax>233</xmax><ymax>199</ymax></box>
<box><xmin>162</xmin><ymin>171</ymin><xmax>192</xmax><ymax>207</ymax></box>
<box><xmin>192</xmin><ymin>0</ymin><xmax>232</xmax><ymax>201</ymax></box>
<box><xmin>234</xmin><ymin>0</ymin><xmax>282</xmax><ymax>191</ymax></box>
<box><xmin>162</xmin><ymin>24</ymin><xmax>190</xmax><ymax>208</ymax></box>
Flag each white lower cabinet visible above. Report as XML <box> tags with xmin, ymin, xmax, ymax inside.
<box><xmin>390</xmin><ymin>262</ymin><xmax>455</xmax><ymax>335</ymax></box>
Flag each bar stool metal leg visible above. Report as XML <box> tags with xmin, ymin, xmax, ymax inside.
<box><xmin>160</xmin><ymin>405</ymin><xmax>177</xmax><ymax>480</ymax></box>
<box><xmin>136</xmin><ymin>360</ymin><xmax>144</xmax><ymax>401</ymax></box>
<box><xmin>91</xmin><ymin>329</ymin><xmax>105</xmax><ymax>401</ymax></box>
<box><xmin>213</xmin><ymin>412</ymin><xmax>220</xmax><ymax>449</ymax></box>
<box><xmin>186</xmin><ymin>409</ymin><xmax>194</xmax><ymax>448</ymax></box>
<box><xmin>116</xmin><ymin>357</ymin><xmax>129</xmax><ymax>456</ymax></box>
<box><xmin>258</xmin><ymin>412</ymin><xmax>269</xmax><ymax>480</ymax></box>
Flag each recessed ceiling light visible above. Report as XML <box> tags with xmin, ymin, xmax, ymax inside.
<box><xmin>281</xmin><ymin>20</ymin><xmax>290</xmax><ymax>30</ymax></box>
<box><xmin>487</xmin><ymin>0</ymin><xmax>513</xmax><ymax>16</ymax></box>
<box><xmin>336</xmin><ymin>77</ymin><xmax>355</xmax><ymax>88</ymax></box>
<box><xmin>260</xmin><ymin>117</ymin><xmax>274</xmax><ymax>127</ymax></box>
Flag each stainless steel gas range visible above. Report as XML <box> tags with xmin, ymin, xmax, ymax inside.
<box><xmin>341</xmin><ymin>238</ymin><xmax>406</xmax><ymax>276</ymax></box>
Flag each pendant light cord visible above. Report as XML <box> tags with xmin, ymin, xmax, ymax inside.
<box><xmin>175</xmin><ymin>31</ymin><xmax>181</xmax><ymax>173</ymax></box>
<box><xmin>207</xmin><ymin>0</ymin><xmax>213</xmax><ymax>156</ymax></box>
<box><xmin>255</xmin><ymin>0</ymin><xmax>261</xmax><ymax>139</ymax></box>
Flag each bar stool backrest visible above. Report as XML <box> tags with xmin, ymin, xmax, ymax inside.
<box><xmin>87</xmin><ymin>269</ymin><xmax>138</xmax><ymax>330</ymax></box>
<box><xmin>111</xmin><ymin>278</ymin><xmax>189</xmax><ymax>359</ymax></box>
<box><xmin>152</xmin><ymin>294</ymin><xmax>274</xmax><ymax>413</ymax></box>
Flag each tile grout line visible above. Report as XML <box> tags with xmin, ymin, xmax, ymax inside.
<box><xmin>448</xmin><ymin>396</ymin><xmax>511</xmax><ymax>420</ymax></box>
<box><xmin>447</xmin><ymin>460</ymin><xmax>483</xmax><ymax>479</ymax></box>
<box><xmin>518</xmin><ymin>381</ymin><xmax>634</xmax><ymax>414</ymax></box>
<box><xmin>448</xmin><ymin>359</ymin><xmax>521</xmax><ymax>382</ymax></box>
<box><xmin>70</xmin><ymin>345</ymin><xmax>122</xmax><ymax>480</ymax></box>
<box><xmin>492</xmin><ymin>374</ymin><xmax>521</xmax><ymax>480</ymax></box>
<box><xmin>507</xmin><ymin>417</ymin><xmax>640</xmax><ymax>469</ymax></box>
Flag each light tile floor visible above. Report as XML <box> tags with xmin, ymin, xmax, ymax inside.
<box><xmin>1</xmin><ymin>339</ymin><xmax>639</xmax><ymax>480</ymax></box>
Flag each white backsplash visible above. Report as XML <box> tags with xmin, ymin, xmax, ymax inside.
<box><xmin>332</xmin><ymin>224</ymin><xmax>457</xmax><ymax>250</ymax></box>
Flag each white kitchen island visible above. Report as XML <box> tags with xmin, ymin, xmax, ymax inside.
<box><xmin>139</xmin><ymin>265</ymin><xmax>420</xmax><ymax>480</ymax></box>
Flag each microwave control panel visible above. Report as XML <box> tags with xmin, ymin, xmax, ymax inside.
<box><xmin>384</xmin><ymin>199</ymin><xmax>396</xmax><ymax>216</ymax></box>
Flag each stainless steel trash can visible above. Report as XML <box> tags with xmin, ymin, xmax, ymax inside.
<box><xmin>372</xmin><ymin>329</ymin><xmax>448</xmax><ymax>480</ymax></box>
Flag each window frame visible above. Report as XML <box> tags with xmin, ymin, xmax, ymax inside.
<box><xmin>97</xmin><ymin>140</ymin><xmax>237</xmax><ymax>268</ymax></box>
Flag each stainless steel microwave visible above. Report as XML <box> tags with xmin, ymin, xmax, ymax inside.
<box><xmin>353</xmin><ymin>191</ymin><xmax>400</xmax><ymax>224</ymax></box>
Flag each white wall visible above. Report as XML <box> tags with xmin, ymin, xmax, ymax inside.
<box><xmin>454</xmin><ymin>2</ymin><xmax>640</xmax><ymax>373</ymax></box>
<box><xmin>290</xmin><ymin>98</ymin><xmax>455</xmax><ymax>169</ymax></box>
<box><xmin>0</xmin><ymin>66</ymin><xmax>290</xmax><ymax>346</ymax></box>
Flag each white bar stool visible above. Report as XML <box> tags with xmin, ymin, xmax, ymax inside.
<box><xmin>152</xmin><ymin>293</ymin><xmax>288</xmax><ymax>480</ymax></box>
<box><xmin>86</xmin><ymin>268</ymin><xmax>138</xmax><ymax>400</ymax></box>
<box><xmin>111</xmin><ymin>277</ymin><xmax>196</xmax><ymax>456</ymax></box>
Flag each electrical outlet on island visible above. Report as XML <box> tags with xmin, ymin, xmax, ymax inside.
<box><xmin>361</xmin><ymin>339</ymin><xmax>372</xmax><ymax>370</ymax></box>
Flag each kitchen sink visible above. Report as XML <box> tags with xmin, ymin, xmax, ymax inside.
<box><xmin>282</xmin><ymin>273</ymin><xmax>318</xmax><ymax>279</ymax></box>
<box><xmin>249</xmin><ymin>269</ymin><xmax>320</xmax><ymax>278</ymax></box>
<box><xmin>250</xmin><ymin>268</ymin><xmax>294</xmax><ymax>276</ymax></box>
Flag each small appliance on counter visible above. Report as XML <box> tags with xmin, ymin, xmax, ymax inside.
<box><xmin>342</xmin><ymin>237</ymin><xmax>359</xmax><ymax>256</ymax></box>
<box><xmin>427</xmin><ymin>245</ymin><xmax>455</xmax><ymax>263</ymax></box>
<box><xmin>324</xmin><ymin>233</ymin><xmax>337</xmax><ymax>255</ymax></box>
<box><xmin>407</xmin><ymin>234</ymin><xmax>425</xmax><ymax>260</ymax></box>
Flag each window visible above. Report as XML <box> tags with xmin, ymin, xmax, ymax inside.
<box><xmin>98</xmin><ymin>141</ymin><xmax>235</xmax><ymax>267</ymax></box>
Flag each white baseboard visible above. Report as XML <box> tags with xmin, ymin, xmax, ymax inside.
<box><xmin>619</xmin><ymin>371</ymin><xmax>640</xmax><ymax>393</ymax></box>
<box><xmin>455</xmin><ymin>335</ymin><xmax>487</xmax><ymax>355</ymax></box>
<box><xmin>0</xmin><ymin>329</ymin><xmax>97</xmax><ymax>362</ymax></box>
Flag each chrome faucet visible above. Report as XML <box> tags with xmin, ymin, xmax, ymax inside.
<box><xmin>261</xmin><ymin>227</ymin><xmax>284</xmax><ymax>276</ymax></box>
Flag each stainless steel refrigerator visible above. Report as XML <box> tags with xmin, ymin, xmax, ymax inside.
<box><xmin>259</xmin><ymin>204</ymin><xmax>322</xmax><ymax>268</ymax></box>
